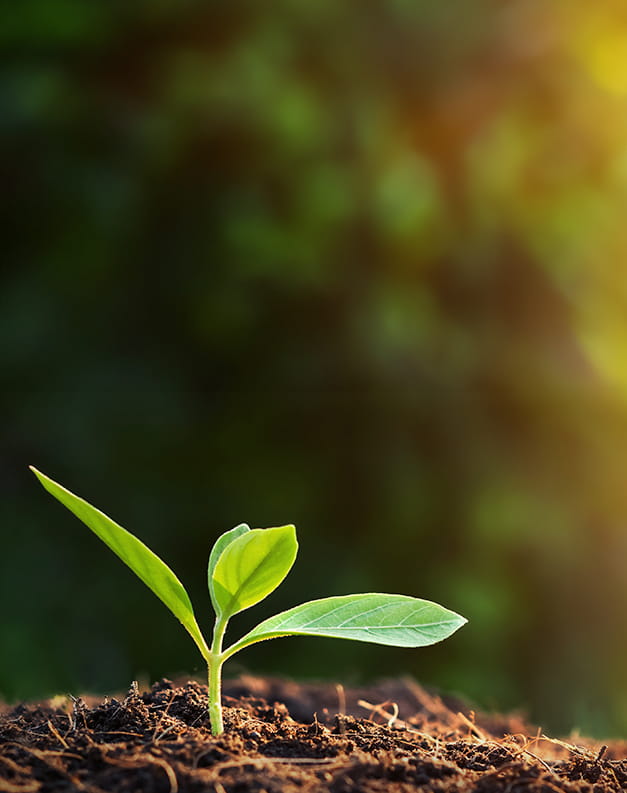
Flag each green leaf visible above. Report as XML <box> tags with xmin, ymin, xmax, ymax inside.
<box><xmin>208</xmin><ymin>523</ymin><xmax>250</xmax><ymax>613</ymax></box>
<box><xmin>223</xmin><ymin>593</ymin><xmax>467</xmax><ymax>659</ymax></box>
<box><xmin>211</xmin><ymin>525</ymin><xmax>298</xmax><ymax>618</ymax></box>
<box><xmin>30</xmin><ymin>467</ymin><xmax>209</xmax><ymax>658</ymax></box>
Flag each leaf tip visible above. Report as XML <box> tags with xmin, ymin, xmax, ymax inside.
<box><xmin>279</xmin><ymin>523</ymin><xmax>298</xmax><ymax>552</ymax></box>
<box><xmin>452</xmin><ymin>612</ymin><xmax>468</xmax><ymax>631</ymax></box>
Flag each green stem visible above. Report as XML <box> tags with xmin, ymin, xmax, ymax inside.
<box><xmin>208</xmin><ymin>616</ymin><xmax>227</xmax><ymax>735</ymax></box>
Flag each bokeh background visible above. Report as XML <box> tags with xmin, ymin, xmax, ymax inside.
<box><xmin>3</xmin><ymin>0</ymin><xmax>627</xmax><ymax>737</ymax></box>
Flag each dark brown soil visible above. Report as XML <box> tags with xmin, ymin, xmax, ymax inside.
<box><xmin>1</xmin><ymin>676</ymin><xmax>626</xmax><ymax>792</ymax></box>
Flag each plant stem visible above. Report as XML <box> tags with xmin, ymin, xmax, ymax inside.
<box><xmin>208</xmin><ymin>616</ymin><xmax>227</xmax><ymax>735</ymax></box>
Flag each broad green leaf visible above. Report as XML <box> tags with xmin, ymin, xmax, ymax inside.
<box><xmin>212</xmin><ymin>525</ymin><xmax>297</xmax><ymax>618</ymax></box>
<box><xmin>223</xmin><ymin>593</ymin><xmax>466</xmax><ymax>659</ymax></box>
<box><xmin>208</xmin><ymin>523</ymin><xmax>250</xmax><ymax>613</ymax></box>
<box><xmin>30</xmin><ymin>467</ymin><xmax>209</xmax><ymax>658</ymax></box>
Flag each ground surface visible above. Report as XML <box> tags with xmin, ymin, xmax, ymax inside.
<box><xmin>1</xmin><ymin>676</ymin><xmax>626</xmax><ymax>792</ymax></box>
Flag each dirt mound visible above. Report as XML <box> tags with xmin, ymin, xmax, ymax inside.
<box><xmin>1</xmin><ymin>677</ymin><xmax>625</xmax><ymax>792</ymax></box>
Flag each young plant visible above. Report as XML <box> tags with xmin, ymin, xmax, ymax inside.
<box><xmin>31</xmin><ymin>467</ymin><xmax>467</xmax><ymax>735</ymax></box>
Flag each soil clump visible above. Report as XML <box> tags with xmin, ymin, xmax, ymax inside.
<box><xmin>1</xmin><ymin>676</ymin><xmax>626</xmax><ymax>792</ymax></box>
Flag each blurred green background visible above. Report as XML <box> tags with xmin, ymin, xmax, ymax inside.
<box><xmin>4</xmin><ymin>0</ymin><xmax>627</xmax><ymax>737</ymax></box>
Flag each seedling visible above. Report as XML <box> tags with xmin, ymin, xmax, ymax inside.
<box><xmin>31</xmin><ymin>467</ymin><xmax>467</xmax><ymax>735</ymax></box>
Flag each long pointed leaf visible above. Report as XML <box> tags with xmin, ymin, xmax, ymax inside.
<box><xmin>208</xmin><ymin>523</ymin><xmax>250</xmax><ymax>613</ymax></box>
<box><xmin>30</xmin><ymin>467</ymin><xmax>209</xmax><ymax>658</ymax></box>
<box><xmin>224</xmin><ymin>593</ymin><xmax>466</xmax><ymax>659</ymax></box>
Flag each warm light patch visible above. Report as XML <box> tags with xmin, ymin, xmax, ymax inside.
<box><xmin>572</xmin><ymin>15</ymin><xmax>627</xmax><ymax>95</ymax></box>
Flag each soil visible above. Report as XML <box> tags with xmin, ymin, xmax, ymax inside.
<box><xmin>1</xmin><ymin>676</ymin><xmax>626</xmax><ymax>793</ymax></box>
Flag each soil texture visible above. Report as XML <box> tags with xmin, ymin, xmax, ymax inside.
<box><xmin>1</xmin><ymin>676</ymin><xmax>626</xmax><ymax>792</ymax></box>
